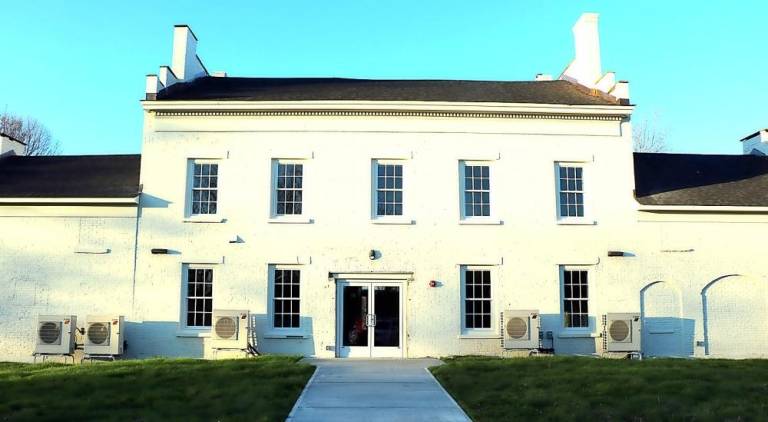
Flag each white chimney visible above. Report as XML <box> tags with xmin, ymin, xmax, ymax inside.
<box><xmin>171</xmin><ymin>25</ymin><xmax>207</xmax><ymax>81</ymax></box>
<box><xmin>145</xmin><ymin>25</ymin><xmax>208</xmax><ymax>100</ymax></box>
<box><xmin>0</xmin><ymin>133</ymin><xmax>26</xmax><ymax>157</ymax></box>
<box><xmin>740</xmin><ymin>129</ymin><xmax>768</xmax><ymax>155</ymax></box>
<box><xmin>561</xmin><ymin>13</ymin><xmax>602</xmax><ymax>88</ymax></box>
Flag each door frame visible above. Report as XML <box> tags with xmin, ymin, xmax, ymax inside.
<box><xmin>333</xmin><ymin>273</ymin><xmax>409</xmax><ymax>358</ymax></box>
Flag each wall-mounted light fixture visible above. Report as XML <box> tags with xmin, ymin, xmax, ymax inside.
<box><xmin>369</xmin><ymin>250</ymin><xmax>376</xmax><ymax>260</ymax></box>
<box><xmin>607</xmin><ymin>251</ymin><xmax>626</xmax><ymax>257</ymax></box>
<box><xmin>151</xmin><ymin>248</ymin><xmax>169</xmax><ymax>255</ymax></box>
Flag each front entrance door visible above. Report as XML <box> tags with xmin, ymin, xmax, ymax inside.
<box><xmin>336</xmin><ymin>280</ymin><xmax>403</xmax><ymax>358</ymax></box>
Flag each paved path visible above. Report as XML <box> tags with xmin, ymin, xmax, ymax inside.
<box><xmin>287</xmin><ymin>358</ymin><xmax>471</xmax><ymax>422</ymax></box>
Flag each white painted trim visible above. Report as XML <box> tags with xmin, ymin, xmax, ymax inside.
<box><xmin>263</xmin><ymin>333</ymin><xmax>312</xmax><ymax>339</ymax></box>
<box><xmin>371</xmin><ymin>217</ymin><xmax>414</xmax><ymax>225</ymax></box>
<box><xmin>371</xmin><ymin>158</ymin><xmax>410</xmax><ymax>223</ymax></box>
<box><xmin>267</xmin><ymin>264</ymin><xmax>307</xmax><ymax>336</ymax></box>
<box><xmin>267</xmin><ymin>216</ymin><xmax>313</xmax><ymax>224</ymax></box>
<box><xmin>457</xmin><ymin>334</ymin><xmax>502</xmax><ymax>340</ymax></box>
<box><xmin>459</xmin><ymin>265</ymin><xmax>499</xmax><ymax>337</ymax></box>
<box><xmin>267</xmin><ymin>256</ymin><xmax>311</xmax><ymax>265</ymax></box>
<box><xmin>268</xmin><ymin>149</ymin><xmax>314</xmax><ymax>160</ymax></box>
<box><xmin>175</xmin><ymin>329</ymin><xmax>211</xmax><ymax>338</ymax></box>
<box><xmin>330</xmin><ymin>272</ymin><xmax>413</xmax><ymax>281</ymax></box>
<box><xmin>0</xmin><ymin>197</ymin><xmax>138</xmax><ymax>204</ymax></box>
<box><xmin>638</xmin><ymin>204</ymin><xmax>768</xmax><ymax>213</ymax></box>
<box><xmin>142</xmin><ymin>99</ymin><xmax>634</xmax><ymax>117</ymax></box>
<box><xmin>181</xmin><ymin>256</ymin><xmax>225</xmax><ymax>264</ymax></box>
<box><xmin>183</xmin><ymin>216</ymin><xmax>225</xmax><ymax>223</ymax></box>
<box><xmin>73</xmin><ymin>247</ymin><xmax>110</xmax><ymax>254</ymax></box>
<box><xmin>458</xmin><ymin>218</ymin><xmax>502</xmax><ymax>225</ymax></box>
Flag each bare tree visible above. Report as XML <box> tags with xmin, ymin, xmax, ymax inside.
<box><xmin>0</xmin><ymin>112</ymin><xmax>61</xmax><ymax>156</ymax></box>
<box><xmin>633</xmin><ymin>117</ymin><xmax>668</xmax><ymax>153</ymax></box>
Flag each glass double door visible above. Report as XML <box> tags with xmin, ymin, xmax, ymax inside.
<box><xmin>337</xmin><ymin>281</ymin><xmax>402</xmax><ymax>358</ymax></box>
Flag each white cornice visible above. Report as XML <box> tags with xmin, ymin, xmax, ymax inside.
<box><xmin>0</xmin><ymin>197</ymin><xmax>139</xmax><ymax>205</ymax></box>
<box><xmin>141</xmin><ymin>100</ymin><xmax>632</xmax><ymax>121</ymax></box>
<box><xmin>638</xmin><ymin>204</ymin><xmax>768</xmax><ymax>213</ymax></box>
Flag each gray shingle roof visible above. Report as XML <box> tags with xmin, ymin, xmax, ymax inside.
<box><xmin>155</xmin><ymin>77</ymin><xmax>623</xmax><ymax>106</ymax></box>
<box><xmin>0</xmin><ymin>154</ymin><xmax>141</xmax><ymax>198</ymax></box>
<box><xmin>634</xmin><ymin>152</ymin><xmax>768</xmax><ymax>207</ymax></box>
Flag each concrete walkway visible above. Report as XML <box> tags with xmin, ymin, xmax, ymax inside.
<box><xmin>287</xmin><ymin>359</ymin><xmax>471</xmax><ymax>422</ymax></box>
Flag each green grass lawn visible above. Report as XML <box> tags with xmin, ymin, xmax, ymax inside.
<box><xmin>431</xmin><ymin>356</ymin><xmax>768</xmax><ymax>421</ymax></box>
<box><xmin>0</xmin><ymin>355</ymin><xmax>314</xmax><ymax>421</ymax></box>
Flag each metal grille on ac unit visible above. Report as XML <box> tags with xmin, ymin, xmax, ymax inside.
<box><xmin>210</xmin><ymin>309</ymin><xmax>250</xmax><ymax>353</ymax></box>
<box><xmin>84</xmin><ymin>315</ymin><xmax>124</xmax><ymax>356</ymax></box>
<box><xmin>603</xmin><ymin>313</ymin><xmax>641</xmax><ymax>353</ymax></box>
<box><xmin>34</xmin><ymin>315</ymin><xmax>77</xmax><ymax>356</ymax></box>
<box><xmin>502</xmin><ymin>310</ymin><xmax>540</xmax><ymax>350</ymax></box>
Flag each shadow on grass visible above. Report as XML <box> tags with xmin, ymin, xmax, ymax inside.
<box><xmin>431</xmin><ymin>356</ymin><xmax>768</xmax><ymax>421</ymax></box>
<box><xmin>0</xmin><ymin>355</ymin><xmax>315</xmax><ymax>422</ymax></box>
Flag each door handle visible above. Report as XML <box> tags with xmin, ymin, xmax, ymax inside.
<box><xmin>366</xmin><ymin>313</ymin><xmax>377</xmax><ymax>327</ymax></box>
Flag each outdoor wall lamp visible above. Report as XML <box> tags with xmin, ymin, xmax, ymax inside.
<box><xmin>369</xmin><ymin>249</ymin><xmax>377</xmax><ymax>260</ymax></box>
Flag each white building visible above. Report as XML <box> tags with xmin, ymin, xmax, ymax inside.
<box><xmin>1</xmin><ymin>14</ymin><xmax>766</xmax><ymax>362</ymax></box>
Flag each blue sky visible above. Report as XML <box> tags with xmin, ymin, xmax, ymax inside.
<box><xmin>1</xmin><ymin>1</ymin><xmax>766</xmax><ymax>155</ymax></box>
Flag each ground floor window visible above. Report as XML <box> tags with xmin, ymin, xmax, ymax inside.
<box><xmin>462</xmin><ymin>267</ymin><xmax>492</xmax><ymax>330</ymax></box>
<box><xmin>185</xmin><ymin>267</ymin><xmax>213</xmax><ymax>328</ymax></box>
<box><xmin>272</xmin><ymin>268</ymin><xmax>301</xmax><ymax>329</ymax></box>
<box><xmin>562</xmin><ymin>267</ymin><xmax>589</xmax><ymax>328</ymax></box>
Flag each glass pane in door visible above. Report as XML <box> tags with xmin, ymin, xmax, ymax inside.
<box><xmin>374</xmin><ymin>286</ymin><xmax>400</xmax><ymax>347</ymax></box>
<box><xmin>342</xmin><ymin>286</ymin><xmax>369</xmax><ymax>347</ymax></box>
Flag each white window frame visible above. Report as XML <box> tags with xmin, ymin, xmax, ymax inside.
<box><xmin>371</xmin><ymin>159</ymin><xmax>412</xmax><ymax>224</ymax></box>
<box><xmin>559</xmin><ymin>265</ymin><xmax>593</xmax><ymax>333</ymax></box>
<box><xmin>180</xmin><ymin>264</ymin><xmax>214</xmax><ymax>332</ymax></box>
<box><xmin>459</xmin><ymin>160</ymin><xmax>500</xmax><ymax>225</ymax></box>
<box><xmin>267</xmin><ymin>264</ymin><xmax>304</xmax><ymax>335</ymax></box>
<box><xmin>554</xmin><ymin>162</ymin><xmax>593</xmax><ymax>225</ymax></box>
<box><xmin>459</xmin><ymin>265</ymin><xmax>497</xmax><ymax>336</ymax></box>
<box><xmin>184</xmin><ymin>159</ymin><xmax>223</xmax><ymax>222</ymax></box>
<box><xmin>269</xmin><ymin>159</ymin><xmax>312</xmax><ymax>224</ymax></box>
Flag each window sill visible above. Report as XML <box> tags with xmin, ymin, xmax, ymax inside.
<box><xmin>264</xmin><ymin>331</ymin><xmax>311</xmax><ymax>339</ymax></box>
<box><xmin>558</xmin><ymin>331</ymin><xmax>599</xmax><ymax>339</ymax></box>
<box><xmin>458</xmin><ymin>332</ymin><xmax>501</xmax><ymax>340</ymax></box>
<box><xmin>176</xmin><ymin>329</ymin><xmax>211</xmax><ymax>338</ymax></box>
<box><xmin>268</xmin><ymin>216</ymin><xmax>313</xmax><ymax>224</ymax></box>
<box><xmin>183</xmin><ymin>216</ymin><xmax>225</xmax><ymax>223</ymax></box>
<box><xmin>459</xmin><ymin>218</ymin><xmax>502</xmax><ymax>226</ymax></box>
<box><xmin>556</xmin><ymin>218</ymin><xmax>596</xmax><ymax>226</ymax></box>
<box><xmin>371</xmin><ymin>217</ymin><xmax>414</xmax><ymax>225</ymax></box>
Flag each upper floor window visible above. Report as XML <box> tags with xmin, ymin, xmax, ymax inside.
<box><xmin>556</xmin><ymin>164</ymin><xmax>585</xmax><ymax>219</ymax></box>
<box><xmin>190</xmin><ymin>162</ymin><xmax>218</xmax><ymax>215</ymax></box>
<box><xmin>461</xmin><ymin>162</ymin><xmax>491</xmax><ymax>218</ymax></box>
<box><xmin>461</xmin><ymin>267</ymin><xmax>494</xmax><ymax>332</ymax></box>
<box><xmin>271</xmin><ymin>267</ymin><xmax>301</xmax><ymax>330</ymax></box>
<box><xmin>562</xmin><ymin>268</ymin><xmax>589</xmax><ymax>329</ymax></box>
<box><xmin>184</xmin><ymin>267</ymin><xmax>213</xmax><ymax>328</ymax></box>
<box><xmin>375</xmin><ymin>162</ymin><xmax>403</xmax><ymax>216</ymax></box>
<box><xmin>275</xmin><ymin>162</ymin><xmax>303</xmax><ymax>216</ymax></box>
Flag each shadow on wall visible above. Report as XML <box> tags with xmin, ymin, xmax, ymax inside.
<box><xmin>252</xmin><ymin>314</ymin><xmax>316</xmax><ymax>357</ymax></box>
<box><xmin>642</xmin><ymin>317</ymin><xmax>695</xmax><ymax>357</ymax></box>
<box><xmin>539</xmin><ymin>314</ymin><xmax>597</xmax><ymax>355</ymax></box>
<box><xmin>701</xmin><ymin>274</ymin><xmax>768</xmax><ymax>358</ymax></box>
<box><xmin>124</xmin><ymin>321</ymin><xmax>204</xmax><ymax>359</ymax></box>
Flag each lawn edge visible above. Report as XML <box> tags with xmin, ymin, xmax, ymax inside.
<box><xmin>285</xmin><ymin>363</ymin><xmax>319</xmax><ymax>421</ymax></box>
<box><xmin>426</xmin><ymin>365</ymin><xmax>473</xmax><ymax>421</ymax></box>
